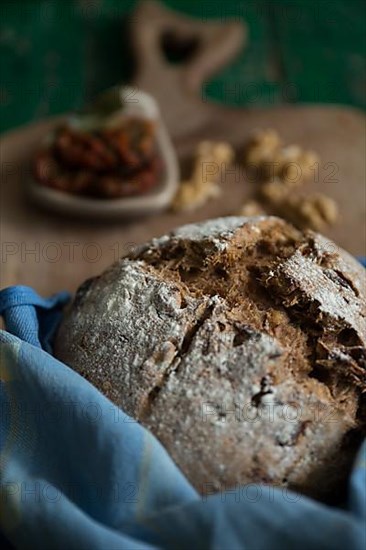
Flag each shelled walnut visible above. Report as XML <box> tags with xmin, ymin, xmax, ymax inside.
<box><xmin>239</xmin><ymin>129</ymin><xmax>338</xmax><ymax>231</ymax></box>
<box><xmin>280</xmin><ymin>148</ymin><xmax>319</xmax><ymax>185</ymax></box>
<box><xmin>244</xmin><ymin>129</ymin><xmax>319</xmax><ymax>186</ymax></box>
<box><xmin>244</xmin><ymin>128</ymin><xmax>281</xmax><ymax>166</ymax></box>
<box><xmin>260</xmin><ymin>179</ymin><xmax>289</xmax><ymax>204</ymax></box>
<box><xmin>284</xmin><ymin>193</ymin><xmax>339</xmax><ymax>231</ymax></box>
<box><xmin>172</xmin><ymin>141</ymin><xmax>234</xmax><ymax>212</ymax></box>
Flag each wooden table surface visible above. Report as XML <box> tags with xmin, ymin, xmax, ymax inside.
<box><xmin>1</xmin><ymin>0</ymin><xmax>365</xmax><ymax>133</ymax></box>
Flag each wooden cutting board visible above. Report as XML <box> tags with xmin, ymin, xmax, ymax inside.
<box><xmin>1</xmin><ymin>1</ymin><xmax>365</xmax><ymax>296</ymax></box>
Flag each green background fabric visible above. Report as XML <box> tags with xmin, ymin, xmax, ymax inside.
<box><xmin>0</xmin><ymin>0</ymin><xmax>365</xmax><ymax>133</ymax></box>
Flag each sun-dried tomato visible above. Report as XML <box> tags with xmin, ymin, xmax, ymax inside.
<box><xmin>33</xmin><ymin>117</ymin><xmax>161</xmax><ymax>199</ymax></box>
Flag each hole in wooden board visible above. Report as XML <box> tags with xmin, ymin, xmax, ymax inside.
<box><xmin>160</xmin><ymin>29</ymin><xmax>200</xmax><ymax>64</ymax></box>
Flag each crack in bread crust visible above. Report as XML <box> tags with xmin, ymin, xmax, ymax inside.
<box><xmin>138</xmin><ymin>299</ymin><xmax>216</xmax><ymax>421</ymax></box>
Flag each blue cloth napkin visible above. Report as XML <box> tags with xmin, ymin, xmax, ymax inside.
<box><xmin>0</xmin><ymin>286</ymin><xmax>70</xmax><ymax>352</ymax></box>
<box><xmin>0</xmin><ymin>285</ymin><xmax>365</xmax><ymax>550</ymax></box>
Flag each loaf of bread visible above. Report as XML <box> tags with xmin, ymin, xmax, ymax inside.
<box><xmin>55</xmin><ymin>216</ymin><xmax>366</xmax><ymax>501</ymax></box>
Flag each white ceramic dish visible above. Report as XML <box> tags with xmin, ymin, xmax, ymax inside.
<box><xmin>28</xmin><ymin>87</ymin><xmax>179</xmax><ymax>220</ymax></box>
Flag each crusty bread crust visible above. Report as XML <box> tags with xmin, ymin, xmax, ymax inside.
<box><xmin>55</xmin><ymin>216</ymin><xmax>366</xmax><ymax>501</ymax></box>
